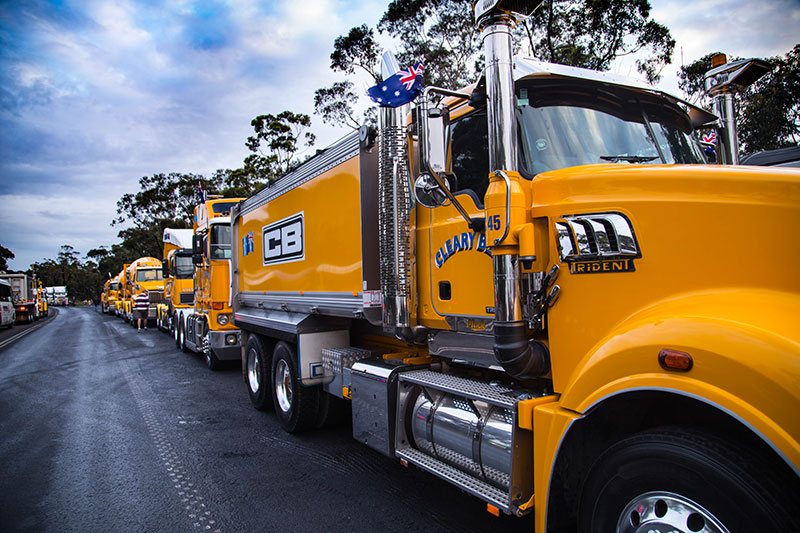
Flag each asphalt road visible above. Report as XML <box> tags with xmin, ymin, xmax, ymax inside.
<box><xmin>0</xmin><ymin>306</ymin><xmax>534</xmax><ymax>532</ymax></box>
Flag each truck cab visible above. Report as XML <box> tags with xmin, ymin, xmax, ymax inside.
<box><xmin>123</xmin><ymin>257</ymin><xmax>164</xmax><ymax>324</ymax></box>
<box><xmin>0</xmin><ymin>279</ymin><xmax>15</xmax><ymax>328</ymax></box>
<box><xmin>230</xmin><ymin>5</ymin><xmax>800</xmax><ymax>528</ymax></box>
<box><xmin>176</xmin><ymin>198</ymin><xmax>244</xmax><ymax>370</ymax></box>
<box><xmin>157</xmin><ymin>228</ymin><xmax>195</xmax><ymax>336</ymax></box>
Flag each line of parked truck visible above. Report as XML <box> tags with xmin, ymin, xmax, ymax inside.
<box><xmin>0</xmin><ymin>273</ymin><xmax>52</xmax><ymax>328</ymax></box>
<box><xmin>101</xmin><ymin>196</ymin><xmax>242</xmax><ymax>370</ymax></box>
<box><xmin>98</xmin><ymin>4</ymin><xmax>799</xmax><ymax>528</ymax></box>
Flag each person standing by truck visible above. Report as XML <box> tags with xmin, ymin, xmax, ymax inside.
<box><xmin>134</xmin><ymin>289</ymin><xmax>149</xmax><ymax>330</ymax></box>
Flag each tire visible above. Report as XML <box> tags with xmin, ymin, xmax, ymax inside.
<box><xmin>179</xmin><ymin>319</ymin><xmax>188</xmax><ymax>353</ymax></box>
<box><xmin>205</xmin><ymin>341</ymin><xmax>221</xmax><ymax>371</ymax></box>
<box><xmin>174</xmin><ymin>314</ymin><xmax>181</xmax><ymax>349</ymax></box>
<box><xmin>245</xmin><ymin>335</ymin><xmax>273</xmax><ymax>410</ymax></box>
<box><xmin>578</xmin><ymin>427</ymin><xmax>799</xmax><ymax>532</ymax></box>
<box><xmin>270</xmin><ymin>341</ymin><xmax>320</xmax><ymax>433</ymax></box>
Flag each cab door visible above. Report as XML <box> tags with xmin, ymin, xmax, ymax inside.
<box><xmin>416</xmin><ymin>109</ymin><xmax>494</xmax><ymax>332</ymax></box>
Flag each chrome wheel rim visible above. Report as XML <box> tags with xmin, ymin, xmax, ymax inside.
<box><xmin>247</xmin><ymin>348</ymin><xmax>260</xmax><ymax>393</ymax></box>
<box><xmin>274</xmin><ymin>359</ymin><xmax>292</xmax><ymax>414</ymax></box>
<box><xmin>617</xmin><ymin>491</ymin><xmax>729</xmax><ymax>533</ymax></box>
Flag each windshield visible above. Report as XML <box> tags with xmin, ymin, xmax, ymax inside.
<box><xmin>516</xmin><ymin>80</ymin><xmax>705</xmax><ymax>176</ymax></box>
<box><xmin>136</xmin><ymin>268</ymin><xmax>163</xmax><ymax>282</ymax></box>
<box><xmin>210</xmin><ymin>224</ymin><xmax>231</xmax><ymax>260</ymax></box>
<box><xmin>175</xmin><ymin>254</ymin><xmax>194</xmax><ymax>279</ymax></box>
<box><xmin>212</xmin><ymin>201</ymin><xmax>238</xmax><ymax>214</ymax></box>
<box><xmin>110</xmin><ymin>282</ymin><xmax>119</xmax><ymax>290</ymax></box>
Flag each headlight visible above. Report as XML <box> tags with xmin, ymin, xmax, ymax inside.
<box><xmin>225</xmin><ymin>334</ymin><xmax>237</xmax><ymax>345</ymax></box>
<box><xmin>216</xmin><ymin>313</ymin><xmax>229</xmax><ymax>326</ymax></box>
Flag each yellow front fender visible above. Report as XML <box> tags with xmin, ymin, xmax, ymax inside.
<box><xmin>558</xmin><ymin>288</ymin><xmax>800</xmax><ymax>471</ymax></box>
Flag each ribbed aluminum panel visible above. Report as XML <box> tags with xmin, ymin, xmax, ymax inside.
<box><xmin>237</xmin><ymin>132</ymin><xmax>359</xmax><ymax>217</ymax></box>
<box><xmin>396</xmin><ymin>448</ymin><xmax>509</xmax><ymax>511</ymax></box>
<box><xmin>238</xmin><ymin>290</ymin><xmax>362</xmax><ymax>318</ymax></box>
<box><xmin>399</xmin><ymin>370</ymin><xmax>517</xmax><ymax>409</ymax></box>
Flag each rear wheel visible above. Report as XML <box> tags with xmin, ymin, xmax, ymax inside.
<box><xmin>173</xmin><ymin>314</ymin><xmax>181</xmax><ymax>348</ymax></box>
<box><xmin>578</xmin><ymin>427</ymin><xmax>799</xmax><ymax>532</ymax></box>
<box><xmin>179</xmin><ymin>319</ymin><xmax>188</xmax><ymax>353</ymax></box>
<box><xmin>271</xmin><ymin>342</ymin><xmax>319</xmax><ymax>433</ymax></box>
<box><xmin>245</xmin><ymin>335</ymin><xmax>273</xmax><ymax>410</ymax></box>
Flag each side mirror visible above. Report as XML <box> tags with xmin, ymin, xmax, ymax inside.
<box><xmin>192</xmin><ymin>234</ymin><xmax>203</xmax><ymax>265</ymax></box>
<box><xmin>414</xmin><ymin>174</ymin><xmax>449</xmax><ymax>208</ymax></box>
<box><xmin>419</xmin><ymin>105</ymin><xmax>452</xmax><ymax>177</ymax></box>
<box><xmin>162</xmin><ymin>263</ymin><xmax>169</xmax><ymax>278</ymax></box>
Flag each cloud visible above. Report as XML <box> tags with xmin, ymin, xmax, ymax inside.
<box><xmin>2</xmin><ymin>0</ymin><xmax>796</xmax><ymax>272</ymax></box>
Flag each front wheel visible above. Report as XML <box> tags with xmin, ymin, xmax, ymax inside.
<box><xmin>204</xmin><ymin>341</ymin><xmax>221</xmax><ymax>371</ymax></box>
<box><xmin>271</xmin><ymin>342</ymin><xmax>319</xmax><ymax>433</ymax></box>
<box><xmin>578</xmin><ymin>428</ymin><xmax>799</xmax><ymax>532</ymax></box>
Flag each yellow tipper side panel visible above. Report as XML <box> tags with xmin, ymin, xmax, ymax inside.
<box><xmin>238</xmin><ymin>156</ymin><xmax>363</xmax><ymax>294</ymax></box>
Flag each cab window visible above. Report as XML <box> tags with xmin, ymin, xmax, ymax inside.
<box><xmin>450</xmin><ymin>109</ymin><xmax>490</xmax><ymax>204</ymax></box>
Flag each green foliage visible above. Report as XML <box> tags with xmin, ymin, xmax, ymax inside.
<box><xmin>316</xmin><ymin>0</ymin><xmax>674</xmax><ymax>128</ymax></box>
<box><xmin>330</xmin><ymin>25</ymin><xmax>383</xmax><ymax>82</ymax></box>
<box><xmin>379</xmin><ymin>0</ymin><xmax>481</xmax><ymax>88</ymax></box>
<box><xmin>245</xmin><ymin>111</ymin><xmax>316</xmax><ymax>178</ymax></box>
<box><xmin>314</xmin><ymin>81</ymin><xmax>363</xmax><ymax>129</ymax></box>
<box><xmin>113</xmin><ymin>172</ymin><xmax>218</xmax><ymax>229</ymax></box>
<box><xmin>0</xmin><ymin>244</ymin><xmax>14</xmax><ymax>271</ymax></box>
<box><xmin>739</xmin><ymin>44</ymin><xmax>800</xmax><ymax>153</ymax></box>
<box><xmin>678</xmin><ymin>45</ymin><xmax>800</xmax><ymax>154</ymax></box>
<box><xmin>524</xmin><ymin>0</ymin><xmax>674</xmax><ymax>83</ymax></box>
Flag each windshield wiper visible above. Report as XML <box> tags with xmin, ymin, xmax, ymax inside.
<box><xmin>600</xmin><ymin>155</ymin><xmax>659</xmax><ymax>163</ymax></box>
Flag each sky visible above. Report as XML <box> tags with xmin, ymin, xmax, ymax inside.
<box><xmin>1</xmin><ymin>0</ymin><xmax>798</xmax><ymax>271</ymax></box>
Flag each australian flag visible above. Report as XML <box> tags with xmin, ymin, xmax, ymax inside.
<box><xmin>368</xmin><ymin>63</ymin><xmax>424</xmax><ymax>108</ymax></box>
<box><xmin>196</xmin><ymin>182</ymin><xmax>206</xmax><ymax>204</ymax></box>
<box><xmin>242</xmin><ymin>232</ymin><xmax>254</xmax><ymax>256</ymax></box>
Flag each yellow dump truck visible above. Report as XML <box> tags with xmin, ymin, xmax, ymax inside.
<box><xmin>175</xmin><ymin>197</ymin><xmax>244</xmax><ymax>370</ymax></box>
<box><xmin>114</xmin><ymin>265</ymin><xmax>129</xmax><ymax>317</ymax></box>
<box><xmin>156</xmin><ymin>228</ymin><xmax>195</xmax><ymax>335</ymax></box>
<box><xmin>121</xmin><ymin>257</ymin><xmax>163</xmax><ymax>325</ymax></box>
<box><xmin>36</xmin><ymin>281</ymin><xmax>47</xmax><ymax>317</ymax></box>
<box><xmin>101</xmin><ymin>275</ymin><xmax>120</xmax><ymax>314</ymax></box>
<box><xmin>230</xmin><ymin>2</ymin><xmax>799</xmax><ymax>530</ymax></box>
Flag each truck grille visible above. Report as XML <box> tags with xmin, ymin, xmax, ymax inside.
<box><xmin>179</xmin><ymin>292</ymin><xmax>194</xmax><ymax>305</ymax></box>
<box><xmin>148</xmin><ymin>290</ymin><xmax>164</xmax><ymax>304</ymax></box>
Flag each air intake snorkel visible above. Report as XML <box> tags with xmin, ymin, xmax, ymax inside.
<box><xmin>475</xmin><ymin>0</ymin><xmax>550</xmax><ymax>379</ymax></box>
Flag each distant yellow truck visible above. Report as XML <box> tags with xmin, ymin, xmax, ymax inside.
<box><xmin>156</xmin><ymin>228</ymin><xmax>195</xmax><ymax>336</ymax></box>
<box><xmin>121</xmin><ymin>257</ymin><xmax>164</xmax><ymax>325</ymax></box>
<box><xmin>175</xmin><ymin>197</ymin><xmax>243</xmax><ymax>370</ymax></box>
<box><xmin>101</xmin><ymin>274</ymin><xmax>120</xmax><ymax>314</ymax></box>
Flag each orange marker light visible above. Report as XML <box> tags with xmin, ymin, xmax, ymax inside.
<box><xmin>211</xmin><ymin>302</ymin><xmax>224</xmax><ymax>310</ymax></box>
<box><xmin>659</xmin><ymin>349</ymin><xmax>693</xmax><ymax>372</ymax></box>
<box><xmin>486</xmin><ymin>504</ymin><xmax>500</xmax><ymax>517</ymax></box>
<box><xmin>711</xmin><ymin>53</ymin><xmax>727</xmax><ymax>68</ymax></box>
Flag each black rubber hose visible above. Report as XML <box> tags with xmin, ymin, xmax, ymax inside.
<box><xmin>493</xmin><ymin>321</ymin><xmax>550</xmax><ymax>379</ymax></box>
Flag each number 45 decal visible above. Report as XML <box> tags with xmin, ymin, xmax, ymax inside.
<box><xmin>488</xmin><ymin>214</ymin><xmax>502</xmax><ymax>231</ymax></box>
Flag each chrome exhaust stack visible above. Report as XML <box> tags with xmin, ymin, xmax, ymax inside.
<box><xmin>704</xmin><ymin>54</ymin><xmax>770</xmax><ymax>165</ymax></box>
<box><xmin>476</xmin><ymin>0</ymin><xmax>549</xmax><ymax>379</ymax></box>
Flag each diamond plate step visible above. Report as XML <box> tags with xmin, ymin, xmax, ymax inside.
<box><xmin>399</xmin><ymin>370</ymin><xmax>517</xmax><ymax>409</ymax></box>
<box><xmin>396</xmin><ymin>448</ymin><xmax>510</xmax><ymax>512</ymax></box>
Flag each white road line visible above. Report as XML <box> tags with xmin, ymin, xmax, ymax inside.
<box><xmin>0</xmin><ymin>309</ymin><xmax>59</xmax><ymax>351</ymax></box>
